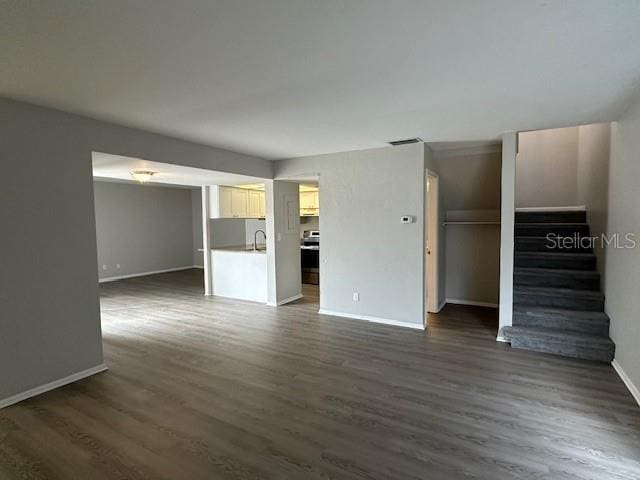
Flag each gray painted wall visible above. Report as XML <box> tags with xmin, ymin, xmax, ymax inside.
<box><xmin>210</xmin><ymin>218</ymin><xmax>247</xmax><ymax>248</ymax></box>
<box><xmin>577</xmin><ymin>124</ymin><xmax>611</xmax><ymax>276</ymax></box>
<box><xmin>436</xmin><ymin>152</ymin><xmax>501</xmax><ymax>304</ymax></box>
<box><xmin>0</xmin><ymin>97</ymin><xmax>270</xmax><ymax>404</ymax></box>
<box><xmin>517</xmin><ymin>127</ymin><xmax>580</xmax><ymax>208</ymax></box>
<box><xmin>275</xmin><ymin>143</ymin><xmax>436</xmax><ymax>326</ymax></box>
<box><xmin>192</xmin><ymin>189</ymin><xmax>203</xmax><ymax>267</ymax></box>
<box><xmin>606</xmin><ymin>91</ymin><xmax>640</xmax><ymax>394</ymax></box>
<box><xmin>94</xmin><ymin>181</ymin><xmax>195</xmax><ymax>279</ymax></box>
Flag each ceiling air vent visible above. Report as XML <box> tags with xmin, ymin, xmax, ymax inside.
<box><xmin>388</xmin><ymin>137</ymin><xmax>422</xmax><ymax>146</ymax></box>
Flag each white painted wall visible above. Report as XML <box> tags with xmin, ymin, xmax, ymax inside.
<box><xmin>499</xmin><ymin>133</ymin><xmax>518</xmax><ymax>334</ymax></box>
<box><xmin>275</xmin><ymin>143</ymin><xmax>437</xmax><ymax>326</ymax></box>
<box><xmin>300</xmin><ymin>216</ymin><xmax>319</xmax><ymax>238</ymax></box>
<box><xmin>245</xmin><ymin>219</ymin><xmax>267</xmax><ymax>247</ymax></box>
<box><xmin>192</xmin><ymin>189</ymin><xmax>203</xmax><ymax>267</ymax></box>
<box><xmin>265</xmin><ymin>180</ymin><xmax>302</xmax><ymax>305</ymax></box>
<box><xmin>94</xmin><ymin>181</ymin><xmax>195</xmax><ymax>280</ymax></box>
<box><xmin>0</xmin><ymin>97</ymin><xmax>270</xmax><ymax>406</ymax></box>
<box><xmin>212</xmin><ymin>251</ymin><xmax>267</xmax><ymax>303</ymax></box>
<box><xmin>605</xmin><ymin>90</ymin><xmax>640</xmax><ymax>398</ymax></box>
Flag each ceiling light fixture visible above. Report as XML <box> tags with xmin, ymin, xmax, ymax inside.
<box><xmin>130</xmin><ymin>170</ymin><xmax>155</xmax><ymax>183</ymax></box>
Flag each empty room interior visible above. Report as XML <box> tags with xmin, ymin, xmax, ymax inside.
<box><xmin>2</xmin><ymin>1</ymin><xmax>640</xmax><ymax>478</ymax></box>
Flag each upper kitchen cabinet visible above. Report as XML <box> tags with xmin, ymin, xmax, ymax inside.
<box><xmin>209</xmin><ymin>185</ymin><xmax>265</xmax><ymax>219</ymax></box>
<box><xmin>299</xmin><ymin>187</ymin><xmax>319</xmax><ymax>216</ymax></box>
<box><xmin>247</xmin><ymin>189</ymin><xmax>265</xmax><ymax>218</ymax></box>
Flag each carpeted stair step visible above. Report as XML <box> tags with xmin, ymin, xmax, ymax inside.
<box><xmin>513</xmin><ymin>306</ymin><xmax>610</xmax><ymax>336</ymax></box>
<box><xmin>515</xmin><ymin>210</ymin><xmax>587</xmax><ymax>224</ymax></box>
<box><xmin>514</xmin><ymin>267</ymin><xmax>600</xmax><ymax>290</ymax></box>
<box><xmin>515</xmin><ymin>236</ymin><xmax>593</xmax><ymax>253</ymax></box>
<box><xmin>514</xmin><ymin>285</ymin><xmax>604</xmax><ymax>310</ymax></box>
<box><xmin>515</xmin><ymin>223</ymin><xmax>590</xmax><ymax>237</ymax></box>
<box><xmin>515</xmin><ymin>252</ymin><xmax>596</xmax><ymax>270</ymax></box>
<box><xmin>502</xmin><ymin>326</ymin><xmax>615</xmax><ymax>362</ymax></box>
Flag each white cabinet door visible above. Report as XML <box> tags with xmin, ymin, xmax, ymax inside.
<box><xmin>300</xmin><ymin>191</ymin><xmax>319</xmax><ymax>216</ymax></box>
<box><xmin>230</xmin><ymin>188</ymin><xmax>248</xmax><ymax>218</ymax></box>
<box><xmin>219</xmin><ymin>187</ymin><xmax>233</xmax><ymax>217</ymax></box>
<box><xmin>259</xmin><ymin>191</ymin><xmax>265</xmax><ymax>217</ymax></box>
<box><xmin>247</xmin><ymin>190</ymin><xmax>262</xmax><ymax>218</ymax></box>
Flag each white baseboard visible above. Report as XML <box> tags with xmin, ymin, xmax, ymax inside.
<box><xmin>515</xmin><ymin>205</ymin><xmax>586</xmax><ymax>212</ymax></box>
<box><xmin>267</xmin><ymin>293</ymin><xmax>304</xmax><ymax>307</ymax></box>
<box><xmin>0</xmin><ymin>363</ymin><xmax>108</xmax><ymax>409</ymax></box>
<box><xmin>612</xmin><ymin>359</ymin><xmax>640</xmax><ymax>407</ymax></box>
<box><xmin>192</xmin><ymin>265</ymin><xmax>204</xmax><ymax>269</ymax></box>
<box><xmin>99</xmin><ymin>266</ymin><xmax>198</xmax><ymax>283</ymax></box>
<box><xmin>446</xmin><ymin>298</ymin><xmax>498</xmax><ymax>308</ymax></box>
<box><xmin>318</xmin><ymin>309</ymin><xmax>425</xmax><ymax>330</ymax></box>
<box><xmin>427</xmin><ymin>299</ymin><xmax>446</xmax><ymax>314</ymax></box>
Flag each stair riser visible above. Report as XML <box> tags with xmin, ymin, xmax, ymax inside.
<box><xmin>515</xmin><ymin>255</ymin><xmax>596</xmax><ymax>270</ymax></box>
<box><xmin>510</xmin><ymin>338</ymin><xmax>614</xmax><ymax>363</ymax></box>
<box><xmin>514</xmin><ymin>293</ymin><xmax>604</xmax><ymax>311</ymax></box>
<box><xmin>515</xmin><ymin>237</ymin><xmax>593</xmax><ymax>253</ymax></box>
<box><xmin>513</xmin><ymin>312</ymin><xmax>609</xmax><ymax>336</ymax></box>
<box><xmin>515</xmin><ymin>225</ymin><xmax>590</xmax><ymax>237</ymax></box>
<box><xmin>514</xmin><ymin>273</ymin><xmax>600</xmax><ymax>290</ymax></box>
<box><xmin>515</xmin><ymin>211</ymin><xmax>587</xmax><ymax>224</ymax></box>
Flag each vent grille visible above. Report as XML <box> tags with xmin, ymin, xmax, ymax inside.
<box><xmin>388</xmin><ymin>138</ymin><xmax>422</xmax><ymax>146</ymax></box>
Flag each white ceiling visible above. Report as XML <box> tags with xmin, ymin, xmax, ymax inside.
<box><xmin>3</xmin><ymin>1</ymin><xmax>640</xmax><ymax>160</ymax></box>
<box><xmin>92</xmin><ymin>152</ymin><xmax>265</xmax><ymax>187</ymax></box>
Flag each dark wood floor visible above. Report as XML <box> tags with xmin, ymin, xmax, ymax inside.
<box><xmin>1</xmin><ymin>269</ymin><xmax>639</xmax><ymax>479</ymax></box>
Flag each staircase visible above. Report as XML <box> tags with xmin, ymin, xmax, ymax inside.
<box><xmin>503</xmin><ymin>209</ymin><xmax>615</xmax><ymax>362</ymax></box>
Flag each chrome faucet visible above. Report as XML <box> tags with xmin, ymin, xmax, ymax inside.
<box><xmin>254</xmin><ymin>229</ymin><xmax>267</xmax><ymax>251</ymax></box>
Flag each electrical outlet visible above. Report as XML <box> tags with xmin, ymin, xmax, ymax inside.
<box><xmin>116</xmin><ymin>264</ymin><xmax>121</xmax><ymax>270</ymax></box>
<box><xmin>353</xmin><ymin>292</ymin><xmax>359</xmax><ymax>302</ymax></box>
<box><xmin>102</xmin><ymin>264</ymin><xmax>107</xmax><ymax>270</ymax></box>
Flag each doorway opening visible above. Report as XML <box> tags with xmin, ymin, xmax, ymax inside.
<box><xmin>300</xmin><ymin>182</ymin><xmax>320</xmax><ymax>308</ymax></box>
<box><xmin>424</xmin><ymin>170</ymin><xmax>440</xmax><ymax>327</ymax></box>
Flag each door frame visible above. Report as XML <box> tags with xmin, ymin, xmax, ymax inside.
<box><xmin>424</xmin><ymin>169</ymin><xmax>440</xmax><ymax>326</ymax></box>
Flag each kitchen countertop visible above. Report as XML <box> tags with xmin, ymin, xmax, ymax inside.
<box><xmin>210</xmin><ymin>245</ymin><xmax>267</xmax><ymax>254</ymax></box>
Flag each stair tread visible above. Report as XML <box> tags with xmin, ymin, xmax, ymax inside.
<box><xmin>516</xmin><ymin>222</ymin><xmax>588</xmax><ymax>226</ymax></box>
<box><xmin>515</xmin><ymin>285</ymin><xmax>604</xmax><ymax>298</ymax></box>
<box><xmin>516</xmin><ymin>251</ymin><xmax>595</xmax><ymax>258</ymax></box>
<box><xmin>514</xmin><ymin>267</ymin><xmax>600</xmax><ymax>277</ymax></box>
<box><xmin>504</xmin><ymin>326</ymin><xmax>614</xmax><ymax>346</ymax></box>
<box><xmin>513</xmin><ymin>305</ymin><xmax>609</xmax><ymax>321</ymax></box>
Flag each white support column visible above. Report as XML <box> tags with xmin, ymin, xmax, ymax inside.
<box><xmin>498</xmin><ymin>132</ymin><xmax>518</xmax><ymax>339</ymax></box>
<box><xmin>201</xmin><ymin>185</ymin><xmax>213</xmax><ymax>296</ymax></box>
<box><xmin>265</xmin><ymin>180</ymin><xmax>302</xmax><ymax>306</ymax></box>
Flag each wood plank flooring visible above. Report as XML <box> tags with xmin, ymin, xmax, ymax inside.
<box><xmin>1</xmin><ymin>269</ymin><xmax>639</xmax><ymax>479</ymax></box>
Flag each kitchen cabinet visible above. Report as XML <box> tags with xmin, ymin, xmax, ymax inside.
<box><xmin>300</xmin><ymin>190</ymin><xmax>319</xmax><ymax>216</ymax></box>
<box><xmin>231</xmin><ymin>188</ymin><xmax>248</xmax><ymax>217</ymax></box>
<box><xmin>259</xmin><ymin>191</ymin><xmax>265</xmax><ymax>217</ymax></box>
<box><xmin>219</xmin><ymin>187</ymin><xmax>233</xmax><ymax>217</ymax></box>
<box><xmin>209</xmin><ymin>186</ymin><xmax>265</xmax><ymax>218</ymax></box>
<box><xmin>247</xmin><ymin>190</ymin><xmax>263</xmax><ymax>218</ymax></box>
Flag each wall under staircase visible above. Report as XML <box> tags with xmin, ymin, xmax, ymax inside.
<box><xmin>503</xmin><ymin>209</ymin><xmax>615</xmax><ymax>363</ymax></box>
